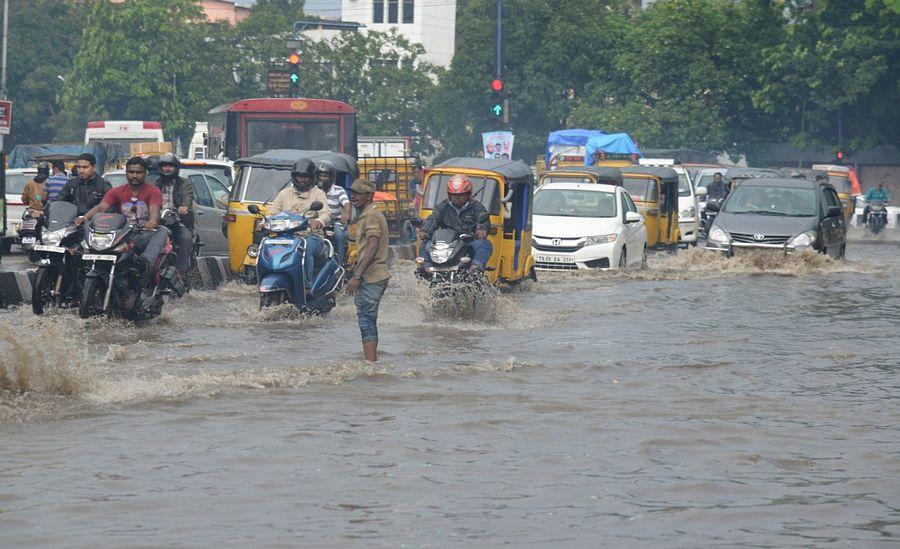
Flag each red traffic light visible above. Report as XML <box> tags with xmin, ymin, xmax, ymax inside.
<box><xmin>490</xmin><ymin>78</ymin><xmax>503</xmax><ymax>92</ymax></box>
<box><xmin>837</xmin><ymin>150</ymin><xmax>844</xmax><ymax>160</ymax></box>
<box><xmin>288</xmin><ymin>52</ymin><xmax>300</xmax><ymax>65</ymax></box>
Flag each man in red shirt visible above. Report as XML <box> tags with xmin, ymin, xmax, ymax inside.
<box><xmin>80</xmin><ymin>157</ymin><xmax>168</xmax><ymax>286</ymax></box>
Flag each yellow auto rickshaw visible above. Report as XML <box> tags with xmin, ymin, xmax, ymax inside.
<box><xmin>620</xmin><ymin>166</ymin><xmax>681</xmax><ymax>249</ymax></box>
<box><xmin>418</xmin><ymin>157</ymin><xmax>536</xmax><ymax>285</ymax></box>
<box><xmin>224</xmin><ymin>149</ymin><xmax>358</xmax><ymax>282</ymax></box>
<box><xmin>539</xmin><ymin>165</ymin><xmax>623</xmax><ymax>188</ymax></box>
<box><xmin>357</xmin><ymin>156</ymin><xmax>419</xmax><ymax>242</ymax></box>
<box><xmin>812</xmin><ymin>164</ymin><xmax>855</xmax><ymax>221</ymax></box>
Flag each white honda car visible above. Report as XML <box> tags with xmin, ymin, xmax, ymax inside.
<box><xmin>532</xmin><ymin>182</ymin><xmax>648</xmax><ymax>270</ymax></box>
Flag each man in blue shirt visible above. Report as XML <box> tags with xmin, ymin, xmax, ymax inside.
<box><xmin>862</xmin><ymin>183</ymin><xmax>891</xmax><ymax>225</ymax></box>
<box><xmin>44</xmin><ymin>160</ymin><xmax>69</xmax><ymax>201</ymax></box>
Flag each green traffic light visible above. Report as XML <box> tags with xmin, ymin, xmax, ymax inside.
<box><xmin>491</xmin><ymin>104</ymin><xmax>503</xmax><ymax>117</ymax></box>
<box><xmin>290</xmin><ymin>73</ymin><xmax>299</xmax><ymax>84</ymax></box>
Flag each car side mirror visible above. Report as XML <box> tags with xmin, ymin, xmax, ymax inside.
<box><xmin>247</xmin><ymin>204</ymin><xmax>261</xmax><ymax>215</ymax></box>
<box><xmin>625</xmin><ymin>211</ymin><xmax>642</xmax><ymax>223</ymax></box>
<box><xmin>705</xmin><ymin>199</ymin><xmax>720</xmax><ymax>212</ymax></box>
<box><xmin>695</xmin><ymin>187</ymin><xmax>707</xmax><ymax>197</ymax></box>
<box><xmin>310</xmin><ymin>201</ymin><xmax>324</xmax><ymax>211</ymax></box>
<box><xmin>826</xmin><ymin>205</ymin><xmax>843</xmax><ymax>218</ymax></box>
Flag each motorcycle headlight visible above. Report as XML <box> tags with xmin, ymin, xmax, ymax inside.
<box><xmin>585</xmin><ymin>234</ymin><xmax>618</xmax><ymax>246</ymax></box>
<box><xmin>247</xmin><ymin>244</ymin><xmax>259</xmax><ymax>258</ymax></box>
<box><xmin>680</xmin><ymin>207</ymin><xmax>696</xmax><ymax>218</ymax></box>
<box><xmin>42</xmin><ymin>229</ymin><xmax>67</xmax><ymax>246</ymax></box>
<box><xmin>708</xmin><ymin>227</ymin><xmax>729</xmax><ymax>244</ymax></box>
<box><xmin>430</xmin><ymin>244</ymin><xmax>452</xmax><ymax>264</ymax></box>
<box><xmin>790</xmin><ymin>230</ymin><xmax>816</xmax><ymax>249</ymax></box>
<box><xmin>88</xmin><ymin>232</ymin><xmax>115</xmax><ymax>251</ymax></box>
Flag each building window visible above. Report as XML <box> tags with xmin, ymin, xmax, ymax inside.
<box><xmin>373</xmin><ymin>1</ymin><xmax>384</xmax><ymax>23</ymax></box>
<box><xmin>388</xmin><ymin>0</ymin><xmax>399</xmax><ymax>23</ymax></box>
<box><xmin>402</xmin><ymin>0</ymin><xmax>414</xmax><ymax>23</ymax></box>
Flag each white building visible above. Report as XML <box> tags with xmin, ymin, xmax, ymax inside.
<box><xmin>340</xmin><ymin>0</ymin><xmax>457</xmax><ymax>68</ymax></box>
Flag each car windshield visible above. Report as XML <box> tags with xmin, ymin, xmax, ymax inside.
<box><xmin>235</xmin><ymin>166</ymin><xmax>292</xmax><ymax>203</ymax></box>
<box><xmin>423</xmin><ymin>174</ymin><xmax>500</xmax><ymax>215</ymax></box>
<box><xmin>184</xmin><ymin>165</ymin><xmax>232</xmax><ymax>188</ymax></box>
<box><xmin>5</xmin><ymin>174</ymin><xmax>31</xmax><ymax>195</ymax></box>
<box><xmin>677</xmin><ymin>172</ymin><xmax>692</xmax><ymax>196</ymax></box>
<box><xmin>534</xmin><ymin>189</ymin><xmax>617</xmax><ymax>218</ymax></box>
<box><xmin>622</xmin><ymin>177</ymin><xmax>656</xmax><ymax>202</ymax></box>
<box><xmin>723</xmin><ymin>186</ymin><xmax>817</xmax><ymax>216</ymax></box>
<box><xmin>245</xmin><ymin>119</ymin><xmax>340</xmax><ymax>157</ymax></box>
<box><xmin>827</xmin><ymin>175</ymin><xmax>852</xmax><ymax>194</ymax></box>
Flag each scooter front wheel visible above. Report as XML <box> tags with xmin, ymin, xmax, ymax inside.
<box><xmin>259</xmin><ymin>291</ymin><xmax>286</xmax><ymax>309</ymax></box>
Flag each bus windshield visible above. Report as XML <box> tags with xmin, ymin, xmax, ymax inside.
<box><xmin>245</xmin><ymin>120</ymin><xmax>340</xmax><ymax>157</ymax></box>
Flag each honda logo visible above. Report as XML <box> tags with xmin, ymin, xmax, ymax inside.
<box><xmin>552</xmin><ymin>239</ymin><xmax>562</xmax><ymax>246</ymax></box>
<box><xmin>753</xmin><ymin>233</ymin><xmax>766</xmax><ymax>241</ymax></box>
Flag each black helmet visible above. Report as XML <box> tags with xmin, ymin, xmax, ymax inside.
<box><xmin>35</xmin><ymin>161</ymin><xmax>50</xmax><ymax>182</ymax></box>
<box><xmin>316</xmin><ymin>160</ymin><xmax>336</xmax><ymax>188</ymax></box>
<box><xmin>158</xmin><ymin>152</ymin><xmax>180</xmax><ymax>182</ymax></box>
<box><xmin>291</xmin><ymin>158</ymin><xmax>316</xmax><ymax>190</ymax></box>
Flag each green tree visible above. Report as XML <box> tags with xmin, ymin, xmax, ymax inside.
<box><xmin>1</xmin><ymin>0</ymin><xmax>85</xmax><ymax>148</ymax></box>
<box><xmin>60</xmin><ymin>0</ymin><xmax>241</xmax><ymax>142</ymax></box>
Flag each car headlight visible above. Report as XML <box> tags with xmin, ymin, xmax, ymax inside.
<box><xmin>247</xmin><ymin>244</ymin><xmax>259</xmax><ymax>258</ymax></box>
<box><xmin>430</xmin><ymin>244</ymin><xmax>452</xmax><ymax>264</ymax></box>
<box><xmin>707</xmin><ymin>227</ymin><xmax>729</xmax><ymax>245</ymax></box>
<box><xmin>790</xmin><ymin>230</ymin><xmax>816</xmax><ymax>249</ymax></box>
<box><xmin>680</xmin><ymin>207</ymin><xmax>696</xmax><ymax>218</ymax></box>
<box><xmin>585</xmin><ymin>234</ymin><xmax>618</xmax><ymax>246</ymax></box>
<box><xmin>42</xmin><ymin>229</ymin><xmax>67</xmax><ymax>246</ymax></box>
<box><xmin>88</xmin><ymin>232</ymin><xmax>115</xmax><ymax>251</ymax></box>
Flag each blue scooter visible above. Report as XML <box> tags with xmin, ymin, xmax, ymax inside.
<box><xmin>248</xmin><ymin>203</ymin><xmax>345</xmax><ymax>314</ymax></box>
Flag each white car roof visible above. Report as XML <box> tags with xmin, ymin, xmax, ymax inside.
<box><xmin>5</xmin><ymin>168</ymin><xmax>37</xmax><ymax>174</ymax></box>
<box><xmin>537</xmin><ymin>182</ymin><xmax>621</xmax><ymax>193</ymax></box>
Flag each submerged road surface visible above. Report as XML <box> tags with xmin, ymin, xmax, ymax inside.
<box><xmin>2</xmin><ymin>233</ymin><xmax>899</xmax><ymax>546</ymax></box>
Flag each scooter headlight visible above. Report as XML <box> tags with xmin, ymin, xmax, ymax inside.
<box><xmin>790</xmin><ymin>230</ymin><xmax>816</xmax><ymax>250</ymax></box>
<box><xmin>88</xmin><ymin>232</ymin><xmax>115</xmax><ymax>251</ymax></box>
<box><xmin>430</xmin><ymin>243</ymin><xmax>452</xmax><ymax>264</ymax></box>
<box><xmin>707</xmin><ymin>227</ymin><xmax>730</xmax><ymax>245</ymax></box>
<box><xmin>247</xmin><ymin>244</ymin><xmax>259</xmax><ymax>258</ymax></box>
<box><xmin>268</xmin><ymin>219</ymin><xmax>302</xmax><ymax>233</ymax></box>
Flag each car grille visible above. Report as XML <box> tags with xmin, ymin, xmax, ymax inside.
<box><xmin>730</xmin><ymin>232</ymin><xmax>791</xmax><ymax>245</ymax></box>
<box><xmin>535</xmin><ymin>261</ymin><xmax>578</xmax><ymax>271</ymax></box>
<box><xmin>532</xmin><ymin>241</ymin><xmax>585</xmax><ymax>253</ymax></box>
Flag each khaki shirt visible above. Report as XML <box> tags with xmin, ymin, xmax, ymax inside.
<box><xmin>22</xmin><ymin>179</ymin><xmax>48</xmax><ymax>210</ymax></box>
<box><xmin>355</xmin><ymin>203</ymin><xmax>390</xmax><ymax>284</ymax></box>
<box><xmin>269</xmin><ymin>185</ymin><xmax>332</xmax><ymax>228</ymax></box>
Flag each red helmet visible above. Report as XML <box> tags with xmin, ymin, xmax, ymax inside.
<box><xmin>447</xmin><ymin>174</ymin><xmax>473</xmax><ymax>195</ymax></box>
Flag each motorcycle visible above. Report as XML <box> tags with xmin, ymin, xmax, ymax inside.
<box><xmin>16</xmin><ymin>211</ymin><xmax>42</xmax><ymax>261</ymax></box>
<box><xmin>866</xmin><ymin>200</ymin><xmax>889</xmax><ymax>235</ymax></box>
<box><xmin>30</xmin><ymin>202</ymin><xmax>83</xmax><ymax>315</ymax></box>
<box><xmin>414</xmin><ymin>226</ymin><xmax>491</xmax><ymax>301</ymax></box>
<box><xmin>249</xmin><ymin>203</ymin><xmax>344</xmax><ymax>314</ymax></box>
<box><xmin>78</xmin><ymin>210</ymin><xmax>181</xmax><ymax>320</ymax></box>
<box><xmin>159</xmin><ymin>210</ymin><xmax>204</xmax><ymax>293</ymax></box>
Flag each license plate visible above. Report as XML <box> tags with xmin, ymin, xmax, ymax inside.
<box><xmin>83</xmin><ymin>254</ymin><xmax>116</xmax><ymax>261</ymax></box>
<box><xmin>265</xmin><ymin>239</ymin><xmax>295</xmax><ymax>246</ymax></box>
<box><xmin>536</xmin><ymin>255</ymin><xmax>574</xmax><ymax>264</ymax></box>
<box><xmin>33</xmin><ymin>245</ymin><xmax>65</xmax><ymax>253</ymax></box>
<box><xmin>22</xmin><ymin>237</ymin><xmax>36</xmax><ymax>244</ymax></box>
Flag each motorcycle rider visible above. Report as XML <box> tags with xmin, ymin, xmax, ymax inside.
<box><xmin>80</xmin><ymin>157</ymin><xmax>168</xmax><ymax>290</ymax></box>
<box><xmin>862</xmin><ymin>183</ymin><xmax>891</xmax><ymax>225</ymax></box>
<box><xmin>417</xmin><ymin>174</ymin><xmax>492</xmax><ymax>271</ymax></box>
<box><xmin>706</xmin><ymin>172</ymin><xmax>726</xmax><ymax>201</ymax></box>
<box><xmin>317</xmin><ymin>160</ymin><xmax>350</xmax><ymax>263</ymax></box>
<box><xmin>21</xmin><ymin>162</ymin><xmax>50</xmax><ymax>216</ymax></box>
<box><xmin>54</xmin><ymin>153</ymin><xmax>112</xmax><ymax>216</ymax></box>
<box><xmin>153</xmin><ymin>153</ymin><xmax>195</xmax><ymax>278</ymax></box>
<box><xmin>269</xmin><ymin>158</ymin><xmax>332</xmax><ymax>294</ymax></box>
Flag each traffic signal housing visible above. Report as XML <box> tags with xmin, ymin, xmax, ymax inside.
<box><xmin>834</xmin><ymin>147</ymin><xmax>850</xmax><ymax>163</ymax></box>
<box><xmin>490</xmin><ymin>78</ymin><xmax>504</xmax><ymax>120</ymax></box>
<box><xmin>288</xmin><ymin>51</ymin><xmax>301</xmax><ymax>97</ymax></box>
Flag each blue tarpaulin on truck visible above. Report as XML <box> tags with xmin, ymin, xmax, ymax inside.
<box><xmin>584</xmin><ymin>133</ymin><xmax>642</xmax><ymax>164</ymax></box>
<box><xmin>545</xmin><ymin>129</ymin><xmax>606</xmax><ymax>167</ymax></box>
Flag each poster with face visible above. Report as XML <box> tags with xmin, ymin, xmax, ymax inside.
<box><xmin>482</xmin><ymin>131</ymin><xmax>514</xmax><ymax>159</ymax></box>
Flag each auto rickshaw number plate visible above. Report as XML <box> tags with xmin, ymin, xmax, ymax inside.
<box><xmin>264</xmin><ymin>239</ymin><xmax>294</xmax><ymax>246</ymax></box>
<box><xmin>21</xmin><ymin>237</ymin><xmax>36</xmax><ymax>244</ymax></box>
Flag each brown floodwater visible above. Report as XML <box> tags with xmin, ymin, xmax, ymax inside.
<box><xmin>1</xmin><ymin>236</ymin><xmax>899</xmax><ymax>546</ymax></box>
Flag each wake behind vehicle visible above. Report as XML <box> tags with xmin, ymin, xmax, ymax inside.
<box><xmin>79</xmin><ymin>211</ymin><xmax>180</xmax><ymax>320</ymax></box>
<box><xmin>31</xmin><ymin>201</ymin><xmax>83</xmax><ymax>315</ymax></box>
<box><xmin>250</xmin><ymin>203</ymin><xmax>344</xmax><ymax>314</ymax></box>
<box><xmin>704</xmin><ymin>177</ymin><xmax>847</xmax><ymax>258</ymax></box>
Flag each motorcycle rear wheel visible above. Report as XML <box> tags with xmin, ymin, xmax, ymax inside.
<box><xmin>79</xmin><ymin>277</ymin><xmax>109</xmax><ymax>319</ymax></box>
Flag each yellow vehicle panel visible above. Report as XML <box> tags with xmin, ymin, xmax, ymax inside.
<box><xmin>226</xmin><ymin>201</ymin><xmax>267</xmax><ymax>274</ymax></box>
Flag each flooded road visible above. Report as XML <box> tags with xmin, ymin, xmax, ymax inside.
<box><xmin>2</xmin><ymin>234</ymin><xmax>899</xmax><ymax>546</ymax></box>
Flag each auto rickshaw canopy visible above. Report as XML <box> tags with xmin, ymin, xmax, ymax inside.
<box><xmin>235</xmin><ymin>149</ymin><xmax>358</xmax><ymax>177</ymax></box>
<box><xmin>436</xmin><ymin>157</ymin><xmax>534</xmax><ymax>180</ymax></box>
<box><xmin>231</xmin><ymin>149</ymin><xmax>359</xmax><ymax>204</ymax></box>
<box><xmin>541</xmin><ymin>165</ymin><xmax>623</xmax><ymax>187</ymax></box>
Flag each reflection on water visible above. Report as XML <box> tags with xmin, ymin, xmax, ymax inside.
<box><xmin>1</xmin><ymin>241</ymin><xmax>898</xmax><ymax>546</ymax></box>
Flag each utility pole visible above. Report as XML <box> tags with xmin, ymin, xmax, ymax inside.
<box><xmin>1</xmin><ymin>0</ymin><xmax>9</xmax><ymax>152</ymax></box>
<box><xmin>494</xmin><ymin>0</ymin><xmax>508</xmax><ymax>128</ymax></box>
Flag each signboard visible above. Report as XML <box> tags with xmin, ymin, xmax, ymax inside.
<box><xmin>482</xmin><ymin>131</ymin><xmax>514</xmax><ymax>159</ymax></box>
<box><xmin>267</xmin><ymin>70</ymin><xmax>292</xmax><ymax>96</ymax></box>
<box><xmin>0</xmin><ymin>100</ymin><xmax>11</xmax><ymax>135</ymax></box>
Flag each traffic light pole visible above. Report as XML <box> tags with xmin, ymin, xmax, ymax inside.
<box><xmin>494</xmin><ymin>0</ymin><xmax>506</xmax><ymax>129</ymax></box>
<box><xmin>0</xmin><ymin>0</ymin><xmax>8</xmax><ymax>152</ymax></box>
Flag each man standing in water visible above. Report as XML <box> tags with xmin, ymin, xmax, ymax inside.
<box><xmin>345</xmin><ymin>179</ymin><xmax>390</xmax><ymax>362</ymax></box>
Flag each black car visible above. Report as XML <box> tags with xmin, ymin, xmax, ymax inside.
<box><xmin>704</xmin><ymin>177</ymin><xmax>847</xmax><ymax>258</ymax></box>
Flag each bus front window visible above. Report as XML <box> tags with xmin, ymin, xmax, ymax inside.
<box><xmin>245</xmin><ymin>120</ymin><xmax>340</xmax><ymax>156</ymax></box>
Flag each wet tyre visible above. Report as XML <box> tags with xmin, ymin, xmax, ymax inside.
<box><xmin>242</xmin><ymin>265</ymin><xmax>257</xmax><ymax>285</ymax></box>
<box><xmin>619</xmin><ymin>247</ymin><xmax>627</xmax><ymax>269</ymax></box>
<box><xmin>641</xmin><ymin>246</ymin><xmax>648</xmax><ymax>270</ymax></box>
<box><xmin>79</xmin><ymin>277</ymin><xmax>108</xmax><ymax>319</ymax></box>
<box><xmin>32</xmin><ymin>266</ymin><xmax>59</xmax><ymax>315</ymax></box>
<box><xmin>260</xmin><ymin>291</ymin><xmax>285</xmax><ymax>308</ymax></box>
